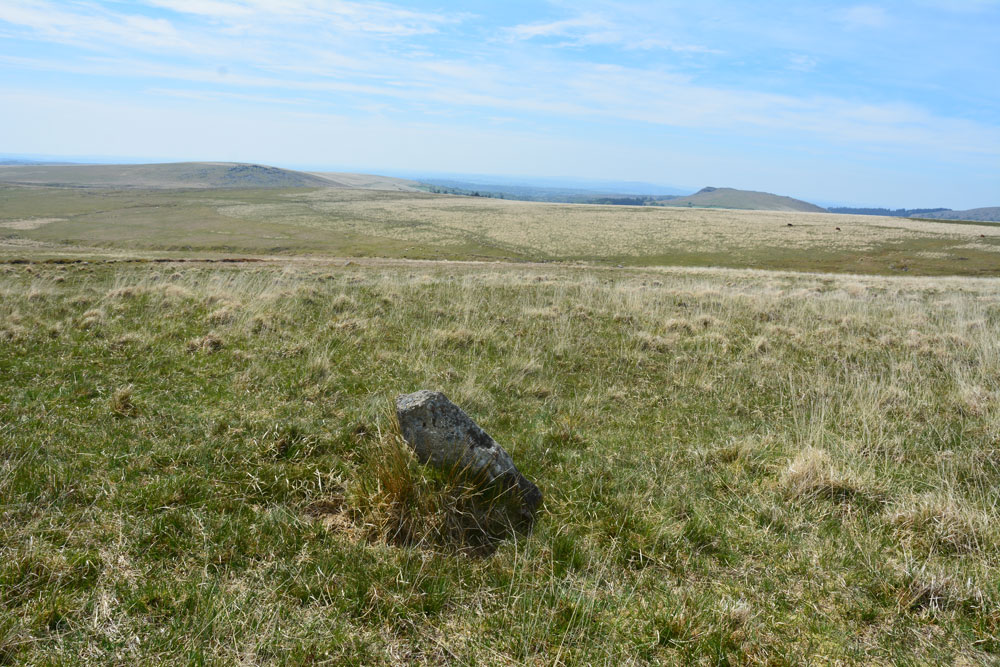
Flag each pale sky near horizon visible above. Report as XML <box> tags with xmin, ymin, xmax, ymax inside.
<box><xmin>1</xmin><ymin>0</ymin><xmax>998</xmax><ymax>208</ymax></box>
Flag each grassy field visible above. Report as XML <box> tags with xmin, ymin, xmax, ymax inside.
<box><xmin>2</xmin><ymin>257</ymin><xmax>999</xmax><ymax>663</ymax></box>
<box><xmin>3</xmin><ymin>184</ymin><xmax>1000</xmax><ymax>275</ymax></box>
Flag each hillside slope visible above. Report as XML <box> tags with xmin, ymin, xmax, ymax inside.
<box><xmin>0</xmin><ymin>162</ymin><xmax>335</xmax><ymax>189</ymax></box>
<box><xmin>914</xmin><ymin>207</ymin><xmax>1000</xmax><ymax>223</ymax></box>
<box><xmin>308</xmin><ymin>171</ymin><xmax>420</xmax><ymax>191</ymax></box>
<box><xmin>658</xmin><ymin>187</ymin><xmax>826</xmax><ymax>212</ymax></box>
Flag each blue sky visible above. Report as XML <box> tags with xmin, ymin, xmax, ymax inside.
<box><xmin>1</xmin><ymin>1</ymin><xmax>998</xmax><ymax>207</ymax></box>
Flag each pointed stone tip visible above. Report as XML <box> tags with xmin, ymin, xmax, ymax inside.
<box><xmin>396</xmin><ymin>389</ymin><xmax>447</xmax><ymax>407</ymax></box>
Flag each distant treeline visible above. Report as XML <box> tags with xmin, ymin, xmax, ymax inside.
<box><xmin>417</xmin><ymin>180</ymin><xmax>683</xmax><ymax>204</ymax></box>
<box><xmin>828</xmin><ymin>207</ymin><xmax>951</xmax><ymax>217</ymax></box>
<box><xmin>589</xmin><ymin>196</ymin><xmax>660</xmax><ymax>205</ymax></box>
<box><xmin>419</xmin><ymin>187</ymin><xmax>677</xmax><ymax>206</ymax></box>
<box><xmin>421</xmin><ymin>185</ymin><xmax>506</xmax><ymax>198</ymax></box>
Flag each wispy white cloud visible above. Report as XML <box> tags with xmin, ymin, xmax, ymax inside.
<box><xmin>0</xmin><ymin>0</ymin><xmax>460</xmax><ymax>63</ymax></box>
<box><xmin>144</xmin><ymin>0</ymin><xmax>459</xmax><ymax>36</ymax></box>
<box><xmin>142</xmin><ymin>0</ymin><xmax>254</xmax><ymax>18</ymax></box>
<box><xmin>506</xmin><ymin>14</ymin><xmax>609</xmax><ymax>40</ymax></box>
<box><xmin>146</xmin><ymin>87</ymin><xmax>314</xmax><ymax>106</ymax></box>
<box><xmin>788</xmin><ymin>54</ymin><xmax>818</xmax><ymax>72</ymax></box>
<box><xmin>839</xmin><ymin>5</ymin><xmax>890</xmax><ymax>29</ymax></box>
<box><xmin>4</xmin><ymin>51</ymin><xmax>996</xmax><ymax>162</ymax></box>
<box><xmin>505</xmin><ymin>11</ymin><xmax>719</xmax><ymax>52</ymax></box>
<box><xmin>558</xmin><ymin>63</ymin><xmax>1000</xmax><ymax>158</ymax></box>
<box><xmin>0</xmin><ymin>0</ymin><xmax>191</xmax><ymax>50</ymax></box>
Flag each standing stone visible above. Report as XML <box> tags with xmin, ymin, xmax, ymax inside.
<box><xmin>395</xmin><ymin>390</ymin><xmax>542</xmax><ymax>529</ymax></box>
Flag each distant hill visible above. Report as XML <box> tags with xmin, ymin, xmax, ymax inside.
<box><xmin>308</xmin><ymin>172</ymin><xmax>420</xmax><ymax>191</ymax></box>
<box><xmin>912</xmin><ymin>207</ymin><xmax>1000</xmax><ymax>223</ymax></box>
<box><xmin>413</xmin><ymin>180</ymin><xmax>825</xmax><ymax>211</ymax></box>
<box><xmin>0</xmin><ymin>159</ymin><xmax>78</xmax><ymax>166</ymax></box>
<box><xmin>656</xmin><ymin>187</ymin><xmax>826</xmax><ymax>213</ymax></box>
<box><xmin>0</xmin><ymin>162</ymin><xmax>337</xmax><ymax>189</ymax></box>
<box><xmin>829</xmin><ymin>207</ymin><xmax>951</xmax><ymax>218</ymax></box>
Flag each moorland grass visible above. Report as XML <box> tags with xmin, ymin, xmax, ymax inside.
<box><xmin>1</xmin><ymin>259</ymin><xmax>999</xmax><ymax>663</ymax></box>
<box><xmin>4</xmin><ymin>184</ymin><xmax>1000</xmax><ymax>276</ymax></box>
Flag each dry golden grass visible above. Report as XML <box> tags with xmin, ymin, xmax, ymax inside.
<box><xmin>891</xmin><ymin>494</ymin><xmax>995</xmax><ymax>554</ymax></box>
<box><xmin>0</xmin><ymin>217</ymin><xmax>65</xmax><ymax>230</ymax></box>
<box><xmin>280</xmin><ymin>189</ymin><xmax>1000</xmax><ymax>256</ymax></box>
<box><xmin>782</xmin><ymin>447</ymin><xmax>872</xmax><ymax>503</ymax></box>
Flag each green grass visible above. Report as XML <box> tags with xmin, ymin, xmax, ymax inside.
<box><xmin>2</xmin><ymin>259</ymin><xmax>999</xmax><ymax>663</ymax></box>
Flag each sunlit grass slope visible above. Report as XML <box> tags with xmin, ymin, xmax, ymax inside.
<box><xmin>3</xmin><ymin>185</ymin><xmax>1000</xmax><ymax>275</ymax></box>
<box><xmin>2</xmin><ymin>259</ymin><xmax>999</xmax><ymax>663</ymax></box>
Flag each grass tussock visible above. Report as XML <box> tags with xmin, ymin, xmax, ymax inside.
<box><xmin>634</xmin><ymin>331</ymin><xmax>676</xmax><ymax>351</ymax></box>
<box><xmin>206</xmin><ymin>306</ymin><xmax>235</xmax><ymax>324</ymax></box>
<box><xmin>329</xmin><ymin>293</ymin><xmax>358</xmax><ymax>313</ymax></box>
<box><xmin>0</xmin><ymin>324</ymin><xmax>28</xmax><ymax>343</ymax></box>
<box><xmin>77</xmin><ymin>308</ymin><xmax>104</xmax><ymax>329</ymax></box>
<box><xmin>350</xmin><ymin>417</ymin><xmax>526</xmax><ymax>557</ymax></box>
<box><xmin>186</xmin><ymin>332</ymin><xmax>223</xmax><ymax>353</ymax></box>
<box><xmin>108</xmin><ymin>385</ymin><xmax>138</xmax><ymax>417</ymax></box>
<box><xmin>890</xmin><ymin>560</ymin><xmax>989</xmax><ymax>614</ymax></box>
<box><xmin>432</xmin><ymin>327</ymin><xmax>484</xmax><ymax>349</ymax></box>
<box><xmin>890</xmin><ymin>494</ymin><xmax>995</xmax><ymax>554</ymax></box>
<box><xmin>109</xmin><ymin>332</ymin><xmax>146</xmax><ymax>351</ymax></box>
<box><xmin>105</xmin><ymin>286</ymin><xmax>146</xmax><ymax>300</ymax></box>
<box><xmin>782</xmin><ymin>447</ymin><xmax>875</xmax><ymax>504</ymax></box>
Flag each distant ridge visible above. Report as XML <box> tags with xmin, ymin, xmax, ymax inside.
<box><xmin>308</xmin><ymin>172</ymin><xmax>419</xmax><ymax>191</ymax></box>
<box><xmin>0</xmin><ymin>162</ymin><xmax>337</xmax><ymax>189</ymax></box>
<box><xmin>0</xmin><ymin>159</ymin><xmax>78</xmax><ymax>166</ymax></box>
<box><xmin>912</xmin><ymin>207</ymin><xmax>1000</xmax><ymax>223</ymax></box>
<box><xmin>829</xmin><ymin>207</ymin><xmax>950</xmax><ymax>218</ymax></box>
<box><xmin>656</xmin><ymin>187</ymin><xmax>826</xmax><ymax>213</ymax></box>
